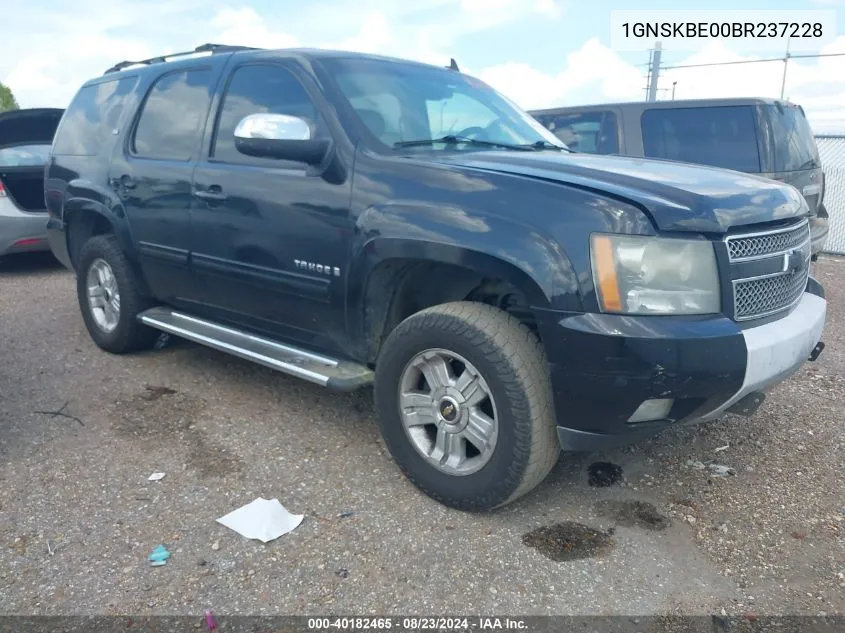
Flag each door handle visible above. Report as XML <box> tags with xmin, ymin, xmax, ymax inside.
<box><xmin>193</xmin><ymin>185</ymin><xmax>227</xmax><ymax>201</ymax></box>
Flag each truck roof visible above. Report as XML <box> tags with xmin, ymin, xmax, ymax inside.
<box><xmin>98</xmin><ymin>43</ymin><xmax>453</xmax><ymax>79</ymax></box>
<box><xmin>529</xmin><ymin>97</ymin><xmax>797</xmax><ymax>114</ymax></box>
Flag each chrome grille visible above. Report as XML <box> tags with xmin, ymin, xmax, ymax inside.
<box><xmin>727</xmin><ymin>222</ymin><xmax>810</xmax><ymax>260</ymax></box>
<box><xmin>725</xmin><ymin>220</ymin><xmax>811</xmax><ymax>321</ymax></box>
<box><xmin>734</xmin><ymin>269</ymin><xmax>809</xmax><ymax>319</ymax></box>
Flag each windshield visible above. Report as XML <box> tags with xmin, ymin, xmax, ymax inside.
<box><xmin>0</xmin><ymin>144</ymin><xmax>52</xmax><ymax>167</ymax></box>
<box><xmin>323</xmin><ymin>57</ymin><xmax>565</xmax><ymax>151</ymax></box>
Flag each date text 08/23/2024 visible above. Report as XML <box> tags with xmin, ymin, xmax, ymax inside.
<box><xmin>307</xmin><ymin>617</ymin><xmax>528</xmax><ymax>630</ymax></box>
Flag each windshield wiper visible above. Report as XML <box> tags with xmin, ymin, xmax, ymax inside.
<box><xmin>524</xmin><ymin>140</ymin><xmax>570</xmax><ymax>152</ymax></box>
<box><xmin>394</xmin><ymin>135</ymin><xmax>535</xmax><ymax>151</ymax></box>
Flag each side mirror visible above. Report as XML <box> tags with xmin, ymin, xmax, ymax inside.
<box><xmin>234</xmin><ymin>113</ymin><xmax>330</xmax><ymax>165</ymax></box>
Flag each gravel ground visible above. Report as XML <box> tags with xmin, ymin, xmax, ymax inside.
<box><xmin>0</xmin><ymin>252</ymin><xmax>842</xmax><ymax>617</ymax></box>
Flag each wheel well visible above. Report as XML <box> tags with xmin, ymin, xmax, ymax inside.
<box><xmin>67</xmin><ymin>210</ymin><xmax>113</xmax><ymax>268</ymax></box>
<box><xmin>364</xmin><ymin>259</ymin><xmax>539</xmax><ymax>363</ymax></box>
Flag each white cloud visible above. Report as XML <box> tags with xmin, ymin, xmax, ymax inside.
<box><xmin>332</xmin><ymin>12</ymin><xmax>394</xmax><ymax>55</ymax></box>
<box><xmin>0</xmin><ymin>0</ymin><xmax>206</xmax><ymax>108</ymax></box>
<box><xmin>535</xmin><ymin>0</ymin><xmax>563</xmax><ymax>18</ymax></box>
<box><xmin>1</xmin><ymin>1</ymin><xmax>843</xmax><ymax>134</ymax></box>
<box><xmin>210</xmin><ymin>7</ymin><xmax>300</xmax><ymax>49</ymax></box>
<box><xmin>477</xmin><ymin>38</ymin><xmax>644</xmax><ymax>109</ymax></box>
<box><xmin>478</xmin><ymin>37</ymin><xmax>845</xmax><ymax>133</ymax></box>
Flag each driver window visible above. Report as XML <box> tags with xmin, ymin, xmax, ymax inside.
<box><xmin>212</xmin><ymin>63</ymin><xmax>324</xmax><ymax>164</ymax></box>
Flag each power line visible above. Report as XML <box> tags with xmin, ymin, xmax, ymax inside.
<box><xmin>659</xmin><ymin>51</ymin><xmax>845</xmax><ymax>71</ymax></box>
<box><xmin>641</xmin><ymin>44</ymin><xmax>845</xmax><ymax>101</ymax></box>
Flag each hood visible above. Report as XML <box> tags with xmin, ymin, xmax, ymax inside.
<box><xmin>0</xmin><ymin>108</ymin><xmax>64</xmax><ymax>149</ymax></box>
<box><xmin>430</xmin><ymin>151</ymin><xmax>807</xmax><ymax>234</ymax></box>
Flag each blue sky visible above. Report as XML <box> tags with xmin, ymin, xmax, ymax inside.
<box><xmin>2</xmin><ymin>0</ymin><xmax>844</xmax><ymax>131</ymax></box>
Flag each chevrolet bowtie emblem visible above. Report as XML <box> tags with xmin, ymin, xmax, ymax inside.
<box><xmin>782</xmin><ymin>249</ymin><xmax>804</xmax><ymax>274</ymax></box>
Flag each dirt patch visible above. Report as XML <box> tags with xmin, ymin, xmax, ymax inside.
<box><xmin>110</xmin><ymin>387</ymin><xmax>201</xmax><ymax>440</ymax></box>
<box><xmin>587</xmin><ymin>461</ymin><xmax>623</xmax><ymax>487</ymax></box>
<box><xmin>8</xmin><ymin>534</ymin><xmax>30</xmax><ymax>556</ymax></box>
<box><xmin>594</xmin><ymin>500</ymin><xmax>670</xmax><ymax>531</ymax></box>
<box><xmin>522</xmin><ymin>522</ymin><xmax>614</xmax><ymax>561</ymax></box>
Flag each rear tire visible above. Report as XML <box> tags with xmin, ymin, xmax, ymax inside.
<box><xmin>76</xmin><ymin>235</ymin><xmax>158</xmax><ymax>353</ymax></box>
<box><xmin>374</xmin><ymin>301</ymin><xmax>560</xmax><ymax>511</ymax></box>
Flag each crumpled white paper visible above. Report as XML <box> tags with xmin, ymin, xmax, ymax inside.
<box><xmin>216</xmin><ymin>497</ymin><xmax>304</xmax><ymax>543</ymax></box>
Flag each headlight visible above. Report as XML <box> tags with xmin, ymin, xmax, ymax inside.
<box><xmin>590</xmin><ymin>234</ymin><xmax>720</xmax><ymax>315</ymax></box>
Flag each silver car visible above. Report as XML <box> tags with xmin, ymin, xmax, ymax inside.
<box><xmin>0</xmin><ymin>108</ymin><xmax>64</xmax><ymax>258</ymax></box>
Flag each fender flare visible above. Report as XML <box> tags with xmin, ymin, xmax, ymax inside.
<box><xmin>346</xmin><ymin>232</ymin><xmax>579</xmax><ymax>360</ymax></box>
<box><xmin>62</xmin><ymin>196</ymin><xmax>135</xmax><ymax>265</ymax></box>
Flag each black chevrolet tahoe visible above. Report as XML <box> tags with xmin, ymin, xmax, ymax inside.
<box><xmin>45</xmin><ymin>44</ymin><xmax>827</xmax><ymax>511</ymax></box>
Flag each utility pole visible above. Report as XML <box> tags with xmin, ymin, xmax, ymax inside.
<box><xmin>780</xmin><ymin>38</ymin><xmax>791</xmax><ymax>100</ymax></box>
<box><xmin>647</xmin><ymin>41</ymin><xmax>662</xmax><ymax>102</ymax></box>
<box><xmin>672</xmin><ymin>81</ymin><xmax>677</xmax><ymax>100</ymax></box>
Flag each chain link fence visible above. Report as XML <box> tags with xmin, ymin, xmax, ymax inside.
<box><xmin>817</xmin><ymin>136</ymin><xmax>845</xmax><ymax>255</ymax></box>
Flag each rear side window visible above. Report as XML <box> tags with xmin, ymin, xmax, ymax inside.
<box><xmin>534</xmin><ymin>110</ymin><xmax>619</xmax><ymax>154</ymax></box>
<box><xmin>132</xmin><ymin>68</ymin><xmax>213</xmax><ymax>160</ymax></box>
<box><xmin>212</xmin><ymin>64</ymin><xmax>322</xmax><ymax>164</ymax></box>
<box><xmin>0</xmin><ymin>144</ymin><xmax>52</xmax><ymax>166</ymax></box>
<box><xmin>641</xmin><ymin>106</ymin><xmax>761</xmax><ymax>173</ymax></box>
<box><xmin>768</xmin><ymin>104</ymin><xmax>820</xmax><ymax>172</ymax></box>
<box><xmin>52</xmin><ymin>77</ymin><xmax>137</xmax><ymax>156</ymax></box>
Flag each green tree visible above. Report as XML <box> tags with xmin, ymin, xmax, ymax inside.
<box><xmin>0</xmin><ymin>82</ymin><xmax>20</xmax><ymax>112</ymax></box>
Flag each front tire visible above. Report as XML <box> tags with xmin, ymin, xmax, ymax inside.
<box><xmin>374</xmin><ymin>302</ymin><xmax>560</xmax><ymax>511</ymax></box>
<box><xmin>76</xmin><ymin>235</ymin><xmax>158</xmax><ymax>353</ymax></box>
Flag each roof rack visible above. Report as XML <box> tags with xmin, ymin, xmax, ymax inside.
<box><xmin>103</xmin><ymin>43</ymin><xmax>261</xmax><ymax>75</ymax></box>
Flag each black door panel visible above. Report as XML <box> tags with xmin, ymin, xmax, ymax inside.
<box><xmin>108</xmin><ymin>60</ymin><xmax>226</xmax><ymax>303</ymax></box>
<box><xmin>190</xmin><ymin>61</ymin><xmax>351</xmax><ymax>348</ymax></box>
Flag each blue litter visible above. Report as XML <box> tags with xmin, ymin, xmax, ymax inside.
<box><xmin>148</xmin><ymin>545</ymin><xmax>170</xmax><ymax>566</ymax></box>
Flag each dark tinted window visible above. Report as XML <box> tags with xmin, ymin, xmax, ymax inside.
<box><xmin>641</xmin><ymin>106</ymin><xmax>761</xmax><ymax>172</ymax></box>
<box><xmin>52</xmin><ymin>77</ymin><xmax>137</xmax><ymax>156</ymax></box>
<box><xmin>533</xmin><ymin>110</ymin><xmax>619</xmax><ymax>154</ymax></box>
<box><xmin>212</xmin><ymin>64</ymin><xmax>322</xmax><ymax>163</ymax></box>
<box><xmin>132</xmin><ymin>68</ymin><xmax>212</xmax><ymax>160</ymax></box>
<box><xmin>768</xmin><ymin>104</ymin><xmax>820</xmax><ymax>172</ymax></box>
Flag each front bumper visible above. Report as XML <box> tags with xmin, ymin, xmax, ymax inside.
<box><xmin>0</xmin><ymin>197</ymin><xmax>49</xmax><ymax>256</ymax></box>
<box><xmin>536</xmin><ymin>282</ymin><xmax>827</xmax><ymax>452</ymax></box>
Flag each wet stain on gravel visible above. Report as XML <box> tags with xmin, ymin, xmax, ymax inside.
<box><xmin>521</xmin><ymin>522</ymin><xmax>614</xmax><ymax>561</ymax></box>
<box><xmin>110</xmin><ymin>387</ymin><xmax>242</xmax><ymax>477</ymax></box>
<box><xmin>186</xmin><ymin>434</ymin><xmax>243</xmax><ymax>478</ymax></box>
<box><xmin>140</xmin><ymin>385</ymin><xmax>178</xmax><ymax>401</ymax></box>
<box><xmin>587</xmin><ymin>462</ymin><xmax>623</xmax><ymax>487</ymax></box>
<box><xmin>594</xmin><ymin>500</ymin><xmax>670</xmax><ymax>531</ymax></box>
